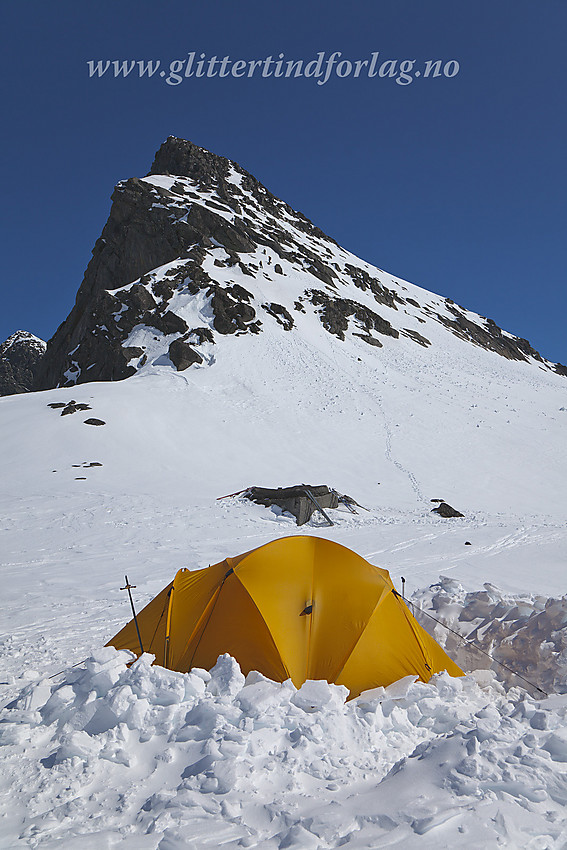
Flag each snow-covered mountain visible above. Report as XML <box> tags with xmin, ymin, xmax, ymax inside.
<box><xmin>36</xmin><ymin>136</ymin><xmax>566</xmax><ymax>389</ymax></box>
<box><xmin>2</xmin><ymin>139</ymin><xmax>567</xmax><ymax>848</ymax></box>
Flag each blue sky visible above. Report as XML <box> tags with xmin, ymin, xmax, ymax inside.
<box><xmin>2</xmin><ymin>0</ymin><xmax>566</xmax><ymax>363</ymax></box>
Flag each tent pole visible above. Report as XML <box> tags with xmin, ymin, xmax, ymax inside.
<box><xmin>164</xmin><ymin>585</ymin><xmax>174</xmax><ymax>668</ymax></box>
<box><xmin>120</xmin><ymin>575</ymin><xmax>144</xmax><ymax>656</ymax></box>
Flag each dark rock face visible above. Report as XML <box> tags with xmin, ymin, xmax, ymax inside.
<box><xmin>150</xmin><ymin>137</ymin><xmax>233</xmax><ymax>187</ymax></box>
<box><xmin>0</xmin><ymin>332</ymin><xmax>46</xmax><ymax>396</ymax></box>
<box><xmin>435</xmin><ymin>306</ymin><xmax>544</xmax><ymax>364</ymax></box>
<box><xmin>344</xmin><ymin>264</ymin><xmax>403</xmax><ymax>310</ymax></box>
<box><xmin>33</xmin><ymin>137</ymin><xmax>332</xmax><ymax>389</ymax></box>
<box><xmin>184</xmin><ymin>205</ymin><xmax>255</xmax><ymax>254</ymax></box>
<box><xmin>262</xmin><ymin>303</ymin><xmax>294</xmax><ymax>331</ymax></box>
<box><xmin>34</xmin><ymin>174</ymin><xmax>196</xmax><ymax>389</ymax></box>
<box><xmin>150</xmin><ymin>311</ymin><xmax>189</xmax><ymax>337</ymax></box>
<box><xmin>307</xmin><ymin>290</ymin><xmax>399</xmax><ymax>343</ymax></box>
<box><xmin>210</xmin><ymin>286</ymin><xmax>257</xmax><ymax>335</ymax></box>
<box><xmin>401</xmin><ymin>328</ymin><xmax>431</xmax><ymax>347</ymax></box>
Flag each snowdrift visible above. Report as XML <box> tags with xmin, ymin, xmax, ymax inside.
<box><xmin>3</xmin><ymin>644</ymin><xmax>567</xmax><ymax>849</ymax></box>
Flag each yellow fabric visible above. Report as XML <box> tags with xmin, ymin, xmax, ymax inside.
<box><xmin>166</xmin><ymin>563</ymin><xmax>228</xmax><ymax>670</ymax></box>
<box><xmin>177</xmin><ymin>572</ymin><xmax>289</xmax><ymax>681</ymax></box>
<box><xmin>234</xmin><ymin>537</ymin><xmax>394</xmax><ymax>686</ymax></box>
<box><xmin>107</xmin><ymin>536</ymin><xmax>463</xmax><ymax>698</ymax></box>
<box><xmin>336</xmin><ymin>591</ymin><xmax>448</xmax><ymax>694</ymax></box>
<box><xmin>233</xmin><ymin>537</ymin><xmax>318</xmax><ymax>685</ymax></box>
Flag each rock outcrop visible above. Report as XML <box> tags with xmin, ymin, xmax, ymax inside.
<box><xmin>0</xmin><ymin>332</ymin><xmax>46</xmax><ymax>396</ymax></box>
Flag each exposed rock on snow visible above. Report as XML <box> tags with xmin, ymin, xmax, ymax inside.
<box><xmin>436</xmin><ymin>305</ymin><xmax>546</xmax><ymax>363</ymax></box>
<box><xmin>306</xmin><ymin>289</ymin><xmax>399</xmax><ymax>343</ymax></box>
<box><xmin>60</xmin><ymin>400</ymin><xmax>92</xmax><ymax>416</ymax></box>
<box><xmin>168</xmin><ymin>338</ymin><xmax>203</xmax><ymax>371</ymax></box>
<box><xmin>47</xmin><ymin>399</ymin><xmax>96</xmax><ymax>418</ymax></box>
<box><xmin>261</xmin><ymin>302</ymin><xmax>294</xmax><ymax>331</ymax></box>
<box><xmin>0</xmin><ymin>331</ymin><xmax>45</xmax><ymax>396</ymax></box>
<box><xmin>431</xmin><ymin>501</ymin><xmax>465</xmax><ymax>518</ymax></box>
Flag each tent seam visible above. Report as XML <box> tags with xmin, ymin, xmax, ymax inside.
<box><xmin>395</xmin><ymin>596</ymin><xmax>434</xmax><ymax>673</ymax></box>
<box><xmin>146</xmin><ymin>588</ymin><xmax>172</xmax><ymax>655</ymax></box>
<box><xmin>305</xmin><ymin>541</ymin><xmax>316</xmax><ymax>680</ymax></box>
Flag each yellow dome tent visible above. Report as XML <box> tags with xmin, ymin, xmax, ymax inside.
<box><xmin>108</xmin><ymin>536</ymin><xmax>463</xmax><ymax>698</ymax></box>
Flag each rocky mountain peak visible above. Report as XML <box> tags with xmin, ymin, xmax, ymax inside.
<box><xmin>0</xmin><ymin>331</ymin><xmax>46</xmax><ymax>396</ymax></box>
<box><xmin>149</xmin><ymin>136</ymin><xmax>234</xmax><ymax>185</ymax></box>
<box><xmin>32</xmin><ymin>138</ymin><xmax>565</xmax><ymax>392</ymax></box>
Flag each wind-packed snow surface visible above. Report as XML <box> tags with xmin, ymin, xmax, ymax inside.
<box><xmin>4</xmin><ymin>650</ymin><xmax>567</xmax><ymax>849</ymax></box>
<box><xmin>2</xmin><ymin>141</ymin><xmax>567</xmax><ymax>847</ymax></box>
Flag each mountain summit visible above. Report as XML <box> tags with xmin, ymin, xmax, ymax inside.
<box><xmin>34</xmin><ymin>136</ymin><xmax>565</xmax><ymax>390</ymax></box>
<box><xmin>0</xmin><ymin>331</ymin><xmax>46</xmax><ymax>396</ymax></box>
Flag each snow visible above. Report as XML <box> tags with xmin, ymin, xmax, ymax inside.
<box><xmin>1</xmin><ymin>342</ymin><xmax>566</xmax><ymax>846</ymax></box>
<box><xmin>413</xmin><ymin>578</ymin><xmax>567</xmax><ymax>698</ymax></box>
<box><xmin>3</xmin><ymin>649</ymin><xmax>567</xmax><ymax>848</ymax></box>
<box><xmin>140</xmin><ymin>175</ymin><xmax>237</xmax><ymax>224</ymax></box>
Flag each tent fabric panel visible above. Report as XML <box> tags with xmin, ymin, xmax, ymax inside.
<box><xmin>167</xmin><ymin>562</ymin><xmax>230</xmax><ymax>670</ymax></box>
<box><xmin>176</xmin><ymin>573</ymin><xmax>289</xmax><ymax>681</ymax></box>
<box><xmin>335</xmin><ymin>590</ymin><xmax>462</xmax><ymax>697</ymax></box>
<box><xmin>234</xmin><ymin>537</ymin><xmax>317</xmax><ymax>685</ymax></box>
<box><xmin>106</xmin><ymin>581</ymin><xmax>173</xmax><ymax>660</ymax></box>
<box><xmin>106</xmin><ymin>536</ymin><xmax>463</xmax><ymax>699</ymax></box>
<box><xmin>307</xmin><ymin>538</ymin><xmax>394</xmax><ymax>682</ymax></box>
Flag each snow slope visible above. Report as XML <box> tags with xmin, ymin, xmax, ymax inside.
<box><xmin>1</xmin><ymin>313</ymin><xmax>567</xmax><ymax>847</ymax></box>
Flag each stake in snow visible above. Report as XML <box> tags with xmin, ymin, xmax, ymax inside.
<box><xmin>1</xmin><ymin>137</ymin><xmax>566</xmax><ymax>848</ymax></box>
